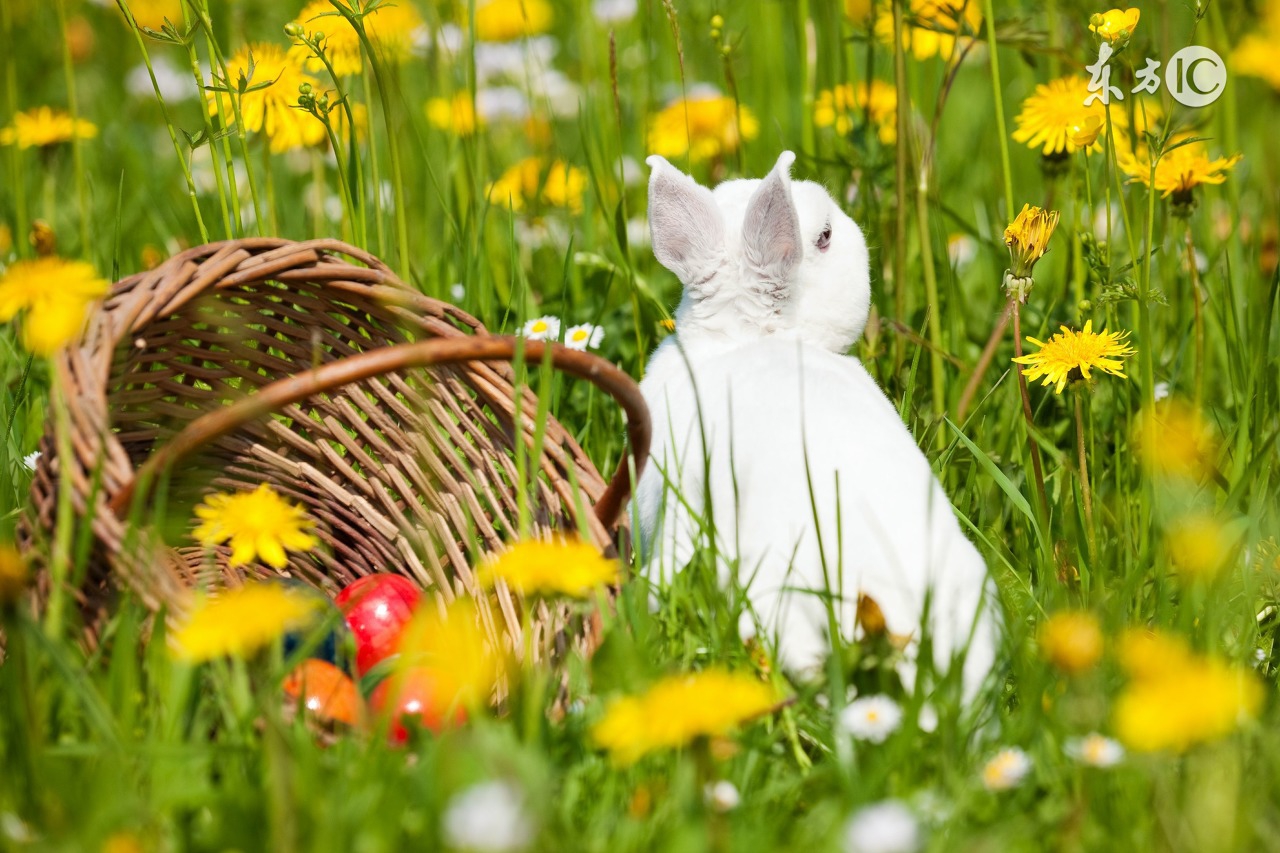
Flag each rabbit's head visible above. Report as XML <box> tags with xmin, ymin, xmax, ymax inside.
<box><xmin>647</xmin><ymin>151</ymin><xmax>870</xmax><ymax>353</ymax></box>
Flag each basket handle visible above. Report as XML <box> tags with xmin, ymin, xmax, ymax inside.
<box><xmin>108</xmin><ymin>336</ymin><xmax>651</xmax><ymax>531</ymax></box>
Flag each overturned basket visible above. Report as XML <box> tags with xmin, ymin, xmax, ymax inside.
<box><xmin>24</xmin><ymin>237</ymin><xmax>649</xmax><ymax>659</ymax></box>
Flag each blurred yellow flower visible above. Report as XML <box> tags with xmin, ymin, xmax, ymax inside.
<box><xmin>1038</xmin><ymin>611</ymin><xmax>1103</xmax><ymax>675</ymax></box>
<box><xmin>115</xmin><ymin>0</ymin><xmax>182</xmax><ymax>31</ymax></box>
<box><xmin>0</xmin><ymin>106</ymin><xmax>98</xmax><ymax>149</ymax></box>
<box><xmin>592</xmin><ymin>669</ymin><xmax>780</xmax><ymax>764</ymax></box>
<box><xmin>813</xmin><ymin>81</ymin><xmax>897</xmax><ymax>144</ymax></box>
<box><xmin>1131</xmin><ymin>398</ymin><xmax>1218</xmax><ymax>480</ymax></box>
<box><xmin>1013</xmin><ymin>320</ymin><xmax>1135</xmax><ymax>395</ymax></box>
<box><xmin>172</xmin><ymin>582</ymin><xmax>322</xmax><ymax>662</ymax></box>
<box><xmin>474</xmin><ymin>0</ymin><xmax>553</xmax><ymax>42</ymax></box>
<box><xmin>193</xmin><ymin>483</ymin><xmax>318</xmax><ymax>568</ymax></box>
<box><xmin>0</xmin><ymin>544</ymin><xmax>30</xmax><ymax>606</ymax></box>
<box><xmin>426</xmin><ymin>93</ymin><xmax>482</xmax><ymax>136</ymax></box>
<box><xmin>1165</xmin><ymin>514</ymin><xmax>1238</xmax><ymax>581</ymax></box>
<box><xmin>873</xmin><ymin>0</ymin><xmax>981</xmax><ymax>62</ymax></box>
<box><xmin>1114</xmin><ymin>629</ymin><xmax>1262</xmax><ymax>753</ymax></box>
<box><xmin>1233</xmin><ymin>15</ymin><xmax>1280</xmax><ymax>91</ymax></box>
<box><xmin>211</xmin><ymin>44</ymin><xmax>325</xmax><ymax>153</ymax></box>
<box><xmin>1011</xmin><ymin>77</ymin><xmax>1104</xmax><ymax>156</ymax></box>
<box><xmin>287</xmin><ymin>0</ymin><xmax>423</xmax><ymax>77</ymax></box>
<box><xmin>487</xmin><ymin>157</ymin><xmax>587</xmax><ymax>214</ymax></box>
<box><xmin>480</xmin><ymin>537</ymin><xmax>619</xmax><ymax>598</ymax></box>
<box><xmin>1004</xmin><ymin>203</ymin><xmax>1060</xmax><ymax>279</ymax></box>
<box><xmin>395</xmin><ymin>598</ymin><xmax>506</xmax><ymax>709</ymax></box>
<box><xmin>1089</xmin><ymin>8</ymin><xmax>1140</xmax><ymax>45</ymax></box>
<box><xmin>844</xmin><ymin>0</ymin><xmax>874</xmax><ymax>22</ymax></box>
<box><xmin>1119</xmin><ymin>135</ymin><xmax>1241</xmax><ymax>201</ymax></box>
<box><xmin>647</xmin><ymin>95</ymin><xmax>759</xmax><ymax>164</ymax></box>
<box><xmin>0</xmin><ymin>257</ymin><xmax>109</xmax><ymax>356</ymax></box>
<box><xmin>1069</xmin><ymin>114</ymin><xmax>1104</xmax><ymax>149</ymax></box>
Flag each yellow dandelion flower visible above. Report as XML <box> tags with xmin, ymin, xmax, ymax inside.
<box><xmin>1004</xmin><ymin>203</ymin><xmax>1060</xmax><ymax>280</ymax></box>
<box><xmin>479</xmin><ymin>537</ymin><xmax>619</xmax><ymax>598</ymax></box>
<box><xmin>474</xmin><ymin>0</ymin><xmax>554</xmax><ymax>42</ymax></box>
<box><xmin>1038</xmin><ymin>610</ymin><xmax>1103</xmax><ymax>675</ymax></box>
<box><xmin>0</xmin><ymin>543</ymin><xmax>30</xmax><ymax>607</ymax></box>
<box><xmin>873</xmin><ymin>0</ymin><xmax>981</xmax><ymax>62</ymax></box>
<box><xmin>1131</xmin><ymin>397</ymin><xmax>1218</xmax><ymax>480</ymax></box>
<box><xmin>1113</xmin><ymin>629</ymin><xmax>1262</xmax><ymax>753</ymax></box>
<box><xmin>486</xmin><ymin>157</ymin><xmax>587</xmax><ymax>214</ymax></box>
<box><xmin>1089</xmin><ymin>8</ymin><xmax>1140</xmax><ymax>45</ymax></box>
<box><xmin>394</xmin><ymin>598</ymin><xmax>506</xmax><ymax>709</ymax></box>
<box><xmin>426</xmin><ymin>93</ymin><xmax>482</xmax><ymax>136</ymax></box>
<box><xmin>171</xmin><ymin>582</ymin><xmax>322</xmax><ymax>662</ymax></box>
<box><xmin>287</xmin><ymin>0</ymin><xmax>423</xmax><ymax>77</ymax></box>
<box><xmin>1119</xmin><ymin>134</ymin><xmax>1241</xmax><ymax>202</ymax></box>
<box><xmin>193</xmin><ymin>483</ymin><xmax>318</xmax><ymax>568</ymax></box>
<box><xmin>1011</xmin><ymin>77</ymin><xmax>1105</xmax><ymax>156</ymax></box>
<box><xmin>0</xmin><ymin>257</ymin><xmax>109</xmax><ymax>356</ymax></box>
<box><xmin>1165</xmin><ymin>514</ymin><xmax>1239</xmax><ymax>581</ymax></box>
<box><xmin>1233</xmin><ymin>25</ymin><xmax>1280</xmax><ymax>91</ymax></box>
<box><xmin>591</xmin><ymin>669</ymin><xmax>781</xmax><ymax>765</ymax></box>
<box><xmin>1012</xmin><ymin>320</ymin><xmax>1135</xmax><ymax>394</ymax></box>
<box><xmin>115</xmin><ymin>0</ymin><xmax>183</xmax><ymax>31</ymax></box>
<box><xmin>0</xmin><ymin>106</ymin><xmax>98</xmax><ymax>149</ymax></box>
<box><xmin>211</xmin><ymin>44</ymin><xmax>325</xmax><ymax>154</ymax></box>
<box><xmin>813</xmin><ymin>81</ymin><xmax>898</xmax><ymax>144</ymax></box>
<box><xmin>647</xmin><ymin>95</ymin><xmax>759</xmax><ymax>164</ymax></box>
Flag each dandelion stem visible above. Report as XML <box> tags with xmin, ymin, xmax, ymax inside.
<box><xmin>915</xmin><ymin>178</ymin><xmax>947</xmax><ymax>439</ymax></box>
<box><xmin>891</xmin><ymin>0</ymin><xmax>908</xmax><ymax>369</ymax></box>
<box><xmin>956</xmin><ymin>301</ymin><xmax>1012</xmax><ymax>422</ymax></box>
<box><xmin>982</xmin><ymin>0</ymin><xmax>1015</xmax><ymax>219</ymax></box>
<box><xmin>1074</xmin><ymin>389</ymin><xmax>1095</xmax><ymax>559</ymax></box>
<box><xmin>1186</xmin><ymin>223</ymin><xmax>1204</xmax><ymax>407</ymax></box>
<box><xmin>1012</xmin><ymin>300</ymin><xmax>1050</xmax><ymax>529</ymax></box>
<box><xmin>1</xmin><ymin>0</ymin><xmax>28</xmax><ymax>253</ymax></box>
<box><xmin>54</xmin><ymin>0</ymin><xmax>90</xmax><ymax>256</ymax></box>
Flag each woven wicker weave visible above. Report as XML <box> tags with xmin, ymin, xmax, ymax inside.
<box><xmin>22</xmin><ymin>237</ymin><xmax>649</xmax><ymax>659</ymax></box>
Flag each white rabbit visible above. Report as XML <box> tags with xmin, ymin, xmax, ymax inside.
<box><xmin>635</xmin><ymin>151</ymin><xmax>999</xmax><ymax>702</ymax></box>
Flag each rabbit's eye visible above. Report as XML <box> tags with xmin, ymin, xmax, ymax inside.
<box><xmin>816</xmin><ymin>224</ymin><xmax>832</xmax><ymax>252</ymax></box>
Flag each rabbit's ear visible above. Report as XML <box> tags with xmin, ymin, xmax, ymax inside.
<box><xmin>742</xmin><ymin>151</ymin><xmax>802</xmax><ymax>290</ymax></box>
<box><xmin>647</xmin><ymin>155</ymin><xmax>726</xmax><ymax>290</ymax></box>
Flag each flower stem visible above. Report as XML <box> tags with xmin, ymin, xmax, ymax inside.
<box><xmin>1074</xmin><ymin>389</ymin><xmax>1095</xmax><ymax>559</ymax></box>
<box><xmin>915</xmin><ymin>177</ymin><xmax>947</xmax><ymax>440</ymax></box>
<box><xmin>1</xmin><ymin>0</ymin><xmax>28</xmax><ymax>253</ymax></box>
<box><xmin>956</xmin><ymin>301</ymin><xmax>1012</xmax><ymax>422</ymax></box>
<box><xmin>891</xmin><ymin>0</ymin><xmax>908</xmax><ymax>370</ymax></box>
<box><xmin>1012</xmin><ymin>300</ymin><xmax>1050</xmax><ymax>529</ymax></box>
<box><xmin>1186</xmin><ymin>223</ymin><xmax>1204</xmax><ymax>406</ymax></box>
<box><xmin>54</xmin><ymin>0</ymin><xmax>91</xmax><ymax>255</ymax></box>
<box><xmin>982</xmin><ymin>0</ymin><xmax>1015</xmax><ymax>219</ymax></box>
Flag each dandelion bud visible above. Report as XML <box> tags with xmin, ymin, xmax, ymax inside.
<box><xmin>284</xmin><ymin>21</ymin><xmax>304</xmax><ymax>38</ymax></box>
<box><xmin>710</xmin><ymin>14</ymin><xmax>724</xmax><ymax>28</ymax></box>
<box><xmin>313</xmin><ymin>32</ymin><xmax>325</xmax><ymax>45</ymax></box>
<box><xmin>298</xmin><ymin>82</ymin><xmax>313</xmax><ymax>96</ymax></box>
<box><xmin>29</xmin><ymin>220</ymin><xmax>56</xmax><ymax>257</ymax></box>
<box><xmin>1003</xmin><ymin>203</ymin><xmax>1059</xmax><ymax>288</ymax></box>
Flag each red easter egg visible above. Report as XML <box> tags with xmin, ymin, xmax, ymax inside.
<box><xmin>283</xmin><ymin>659</ymin><xmax>361</xmax><ymax>726</ymax></box>
<box><xmin>335</xmin><ymin>574</ymin><xmax>422</xmax><ymax>675</ymax></box>
<box><xmin>369</xmin><ymin>667</ymin><xmax>468</xmax><ymax>743</ymax></box>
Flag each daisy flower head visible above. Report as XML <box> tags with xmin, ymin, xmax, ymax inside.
<box><xmin>0</xmin><ymin>106</ymin><xmax>97</xmax><ymax>149</ymax></box>
<box><xmin>193</xmin><ymin>483</ymin><xmax>318</xmax><ymax>568</ymax></box>
<box><xmin>704</xmin><ymin>780</ymin><xmax>741</xmax><ymax>813</ymax></box>
<box><xmin>171</xmin><ymin>582</ymin><xmax>322</xmax><ymax>662</ymax></box>
<box><xmin>443</xmin><ymin>780</ymin><xmax>534</xmax><ymax>852</ymax></box>
<box><xmin>1089</xmin><ymin>8</ymin><xmax>1140</xmax><ymax>46</ymax></box>
<box><xmin>0</xmin><ymin>257</ymin><xmax>109</xmax><ymax>355</ymax></box>
<box><xmin>1065</xmin><ymin>732</ymin><xmax>1125</xmax><ymax>767</ymax></box>
<box><xmin>647</xmin><ymin>93</ymin><xmax>759</xmax><ymax>164</ymax></box>
<box><xmin>591</xmin><ymin>668</ymin><xmax>780</xmax><ymax>765</ymax></box>
<box><xmin>211</xmin><ymin>44</ymin><xmax>325</xmax><ymax>153</ymax></box>
<box><xmin>842</xmin><ymin>799</ymin><xmax>922</xmax><ymax>853</ymax></box>
<box><xmin>564</xmin><ymin>323</ymin><xmax>604</xmax><ymax>351</ymax></box>
<box><xmin>479</xmin><ymin>536</ymin><xmax>618</xmax><ymax>598</ymax></box>
<box><xmin>520</xmin><ymin>315</ymin><xmax>560</xmax><ymax>341</ymax></box>
<box><xmin>1012</xmin><ymin>320</ymin><xmax>1135</xmax><ymax>394</ymax></box>
<box><xmin>1011</xmin><ymin>77</ymin><xmax>1105</xmax><ymax>158</ymax></box>
<box><xmin>839</xmin><ymin>694</ymin><xmax>904</xmax><ymax>743</ymax></box>
<box><xmin>981</xmin><ymin>747</ymin><xmax>1032</xmax><ymax>791</ymax></box>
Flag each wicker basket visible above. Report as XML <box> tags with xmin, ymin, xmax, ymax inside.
<box><xmin>22</xmin><ymin>237</ymin><xmax>650</xmax><ymax>659</ymax></box>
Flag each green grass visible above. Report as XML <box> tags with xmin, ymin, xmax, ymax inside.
<box><xmin>2</xmin><ymin>0</ymin><xmax>1280</xmax><ymax>850</ymax></box>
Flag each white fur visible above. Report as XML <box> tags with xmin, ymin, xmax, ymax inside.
<box><xmin>636</xmin><ymin>153</ymin><xmax>999</xmax><ymax>701</ymax></box>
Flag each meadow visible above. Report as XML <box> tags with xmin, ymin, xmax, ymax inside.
<box><xmin>1</xmin><ymin>0</ymin><xmax>1279</xmax><ymax>850</ymax></box>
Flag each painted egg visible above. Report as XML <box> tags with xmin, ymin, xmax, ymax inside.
<box><xmin>334</xmin><ymin>574</ymin><xmax>422</xmax><ymax>675</ymax></box>
<box><xmin>283</xmin><ymin>659</ymin><xmax>361</xmax><ymax>726</ymax></box>
<box><xmin>368</xmin><ymin>667</ymin><xmax>468</xmax><ymax>743</ymax></box>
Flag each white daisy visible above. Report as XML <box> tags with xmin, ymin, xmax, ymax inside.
<box><xmin>521</xmin><ymin>316</ymin><xmax>560</xmax><ymax>341</ymax></box>
<box><xmin>450</xmin><ymin>283</ymin><xmax>466</xmax><ymax>302</ymax></box>
<box><xmin>22</xmin><ymin>451</ymin><xmax>41</xmax><ymax>472</ymax></box>
<box><xmin>442</xmin><ymin>780</ymin><xmax>534</xmax><ymax>852</ymax></box>
<box><xmin>839</xmin><ymin>695</ymin><xmax>903</xmax><ymax>744</ymax></box>
<box><xmin>704</xmin><ymin>780</ymin><xmax>741</xmax><ymax>813</ymax></box>
<box><xmin>981</xmin><ymin>747</ymin><xmax>1032</xmax><ymax>791</ymax></box>
<box><xmin>592</xmin><ymin>0</ymin><xmax>637</xmax><ymax>23</ymax></box>
<box><xmin>842</xmin><ymin>800</ymin><xmax>922</xmax><ymax>853</ymax></box>
<box><xmin>564</xmin><ymin>323</ymin><xmax>604</xmax><ymax>351</ymax></box>
<box><xmin>1065</xmin><ymin>733</ymin><xmax>1124</xmax><ymax>768</ymax></box>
